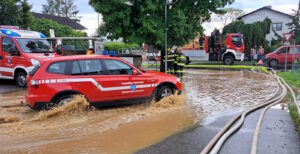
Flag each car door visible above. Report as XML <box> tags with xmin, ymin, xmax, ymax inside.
<box><xmin>278</xmin><ymin>46</ymin><xmax>292</xmax><ymax>64</ymax></box>
<box><xmin>102</xmin><ymin>59</ymin><xmax>154</xmax><ymax>100</ymax></box>
<box><xmin>68</xmin><ymin>59</ymin><xmax>113</xmax><ymax>102</ymax></box>
<box><xmin>0</xmin><ymin>37</ymin><xmax>18</xmax><ymax>78</ymax></box>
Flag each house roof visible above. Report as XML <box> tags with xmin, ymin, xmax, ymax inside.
<box><xmin>32</xmin><ymin>12</ymin><xmax>86</xmax><ymax>30</ymax></box>
<box><xmin>237</xmin><ymin>6</ymin><xmax>293</xmax><ymax>20</ymax></box>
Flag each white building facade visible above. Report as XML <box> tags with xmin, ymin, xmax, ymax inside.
<box><xmin>238</xmin><ymin>6</ymin><xmax>293</xmax><ymax>46</ymax></box>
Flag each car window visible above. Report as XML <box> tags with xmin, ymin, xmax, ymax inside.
<box><xmin>2</xmin><ymin>37</ymin><xmax>18</xmax><ymax>53</ymax></box>
<box><xmin>277</xmin><ymin>47</ymin><xmax>288</xmax><ymax>54</ymax></box>
<box><xmin>71</xmin><ymin>61</ymin><xmax>81</xmax><ymax>75</ymax></box>
<box><xmin>47</xmin><ymin>61</ymin><xmax>67</xmax><ymax>74</ymax></box>
<box><xmin>78</xmin><ymin>60</ymin><xmax>103</xmax><ymax>75</ymax></box>
<box><xmin>103</xmin><ymin>59</ymin><xmax>133</xmax><ymax>75</ymax></box>
<box><xmin>231</xmin><ymin>36</ymin><xmax>242</xmax><ymax>47</ymax></box>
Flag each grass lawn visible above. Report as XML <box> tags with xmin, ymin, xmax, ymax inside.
<box><xmin>277</xmin><ymin>71</ymin><xmax>300</xmax><ymax>88</ymax></box>
<box><xmin>278</xmin><ymin>71</ymin><xmax>300</xmax><ymax>134</ymax></box>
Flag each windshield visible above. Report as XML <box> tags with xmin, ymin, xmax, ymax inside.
<box><xmin>16</xmin><ymin>39</ymin><xmax>53</xmax><ymax>53</ymax></box>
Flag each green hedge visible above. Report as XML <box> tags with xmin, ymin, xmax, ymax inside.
<box><xmin>30</xmin><ymin>19</ymin><xmax>87</xmax><ymax>37</ymax></box>
<box><xmin>104</xmin><ymin>42</ymin><xmax>140</xmax><ymax>52</ymax></box>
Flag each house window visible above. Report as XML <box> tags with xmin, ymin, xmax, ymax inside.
<box><xmin>272</xmin><ymin>23</ymin><xmax>282</xmax><ymax>31</ymax></box>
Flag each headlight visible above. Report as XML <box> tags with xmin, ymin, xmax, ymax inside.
<box><xmin>177</xmin><ymin>77</ymin><xmax>181</xmax><ymax>82</ymax></box>
<box><xmin>31</xmin><ymin>59</ymin><xmax>40</xmax><ymax>66</ymax></box>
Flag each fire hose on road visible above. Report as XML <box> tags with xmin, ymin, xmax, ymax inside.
<box><xmin>200</xmin><ymin>69</ymin><xmax>298</xmax><ymax>154</ymax></box>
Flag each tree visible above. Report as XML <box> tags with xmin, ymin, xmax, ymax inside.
<box><xmin>0</xmin><ymin>0</ymin><xmax>33</xmax><ymax>28</ymax></box>
<box><xmin>61</xmin><ymin>0</ymin><xmax>80</xmax><ymax>21</ymax></box>
<box><xmin>287</xmin><ymin>0</ymin><xmax>300</xmax><ymax>44</ymax></box>
<box><xmin>42</xmin><ymin>0</ymin><xmax>62</xmax><ymax>16</ymax></box>
<box><xmin>216</xmin><ymin>7</ymin><xmax>244</xmax><ymax>27</ymax></box>
<box><xmin>222</xmin><ymin>18</ymin><xmax>272</xmax><ymax>58</ymax></box>
<box><xmin>19</xmin><ymin>0</ymin><xmax>34</xmax><ymax>29</ymax></box>
<box><xmin>0</xmin><ymin>0</ymin><xmax>21</xmax><ymax>25</ymax></box>
<box><xmin>29</xmin><ymin>18</ymin><xmax>87</xmax><ymax>37</ymax></box>
<box><xmin>89</xmin><ymin>0</ymin><xmax>234</xmax><ymax>72</ymax></box>
<box><xmin>43</xmin><ymin>0</ymin><xmax>80</xmax><ymax>21</ymax></box>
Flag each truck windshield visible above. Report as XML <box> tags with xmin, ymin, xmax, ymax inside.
<box><xmin>16</xmin><ymin>39</ymin><xmax>53</xmax><ymax>53</ymax></box>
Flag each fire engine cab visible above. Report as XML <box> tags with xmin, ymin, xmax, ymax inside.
<box><xmin>204</xmin><ymin>29</ymin><xmax>245</xmax><ymax>65</ymax></box>
<box><xmin>0</xmin><ymin>26</ymin><xmax>58</xmax><ymax>87</ymax></box>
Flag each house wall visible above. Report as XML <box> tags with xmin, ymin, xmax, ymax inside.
<box><xmin>240</xmin><ymin>9</ymin><xmax>292</xmax><ymax>46</ymax></box>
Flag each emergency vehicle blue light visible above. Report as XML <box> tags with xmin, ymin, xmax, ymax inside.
<box><xmin>110</xmin><ymin>51</ymin><xmax>116</xmax><ymax>57</ymax></box>
<box><xmin>40</xmin><ymin>33</ymin><xmax>46</xmax><ymax>38</ymax></box>
<box><xmin>103</xmin><ymin>50</ymin><xmax>108</xmax><ymax>55</ymax></box>
<box><xmin>0</xmin><ymin>29</ymin><xmax>21</xmax><ymax>37</ymax></box>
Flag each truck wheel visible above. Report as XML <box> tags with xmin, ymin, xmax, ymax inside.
<box><xmin>223</xmin><ymin>55</ymin><xmax>234</xmax><ymax>65</ymax></box>
<box><xmin>16</xmin><ymin>72</ymin><xmax>27</xmax><ymax>88</ymax></box>
<box><xmin>269</xmin><ymin>59</ymin><xmax>278</xmax><ymax>68</ymax></box>
<box><xmin>155</xmin><ymin>86</ymin><xmax>173</xmax><ymax>101</ymax></box>
<box><xmin>55</xmin><ymin>95</ymin><xmax>74</xmax><ymax>106</ymax></box>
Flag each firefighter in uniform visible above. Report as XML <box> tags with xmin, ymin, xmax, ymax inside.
<box><xmin>166</xmin><ymin>48</ymin><xmax>174</xmax><ymax>74</ymax></box>
<box><xmin>173</xmin><ymin>48</ymin><xmax>179</xmax><ymax>75</ymax></box>
<box><xmin>176</xmin><ymin>49</ymin><xmax>186</xmax><ymax>78</ymax></box>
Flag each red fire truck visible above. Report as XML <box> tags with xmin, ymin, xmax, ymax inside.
<box><xmin>0</xmin><ymin>26</ymin><xmax>59</xmax><ymax>87</ymax></box>
<box><xmin>204</xmin><ymin>29</ymin><xmax>245</xmax><ymax>65</ymax></box>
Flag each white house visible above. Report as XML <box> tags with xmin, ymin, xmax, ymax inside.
<box><xmin>237</xmin><ymin>6</ymin><xmax>293</xmax><ymax>46</ymax></box>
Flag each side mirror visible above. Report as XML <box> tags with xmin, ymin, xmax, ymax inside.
<box><xmin>9</xmin><ymin>46</ymin><xmax>18</xmax><ymax>56</ymax></box>
<box><xmin>132</xmin><ymin>69</ymin><xmax>138</xmax><ymax>75</ymax></box>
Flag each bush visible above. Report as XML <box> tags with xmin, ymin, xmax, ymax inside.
<box><xmin>30</xmin><ymin>19</ymin><xmax>87</xmax><ymax>37</ymax></box>
<box><xmin>104</xmin><ymin>42</ymin><xmax>140</xmax><ymax>53</ymax></box>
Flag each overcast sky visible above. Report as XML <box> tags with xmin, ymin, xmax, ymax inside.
<box><xmin>28</xmin><ymin>0</ymin><xmax>299</xmax><ymax>36</ymax></box>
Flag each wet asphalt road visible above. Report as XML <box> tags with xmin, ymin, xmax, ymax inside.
<box><xmin>0</xmin><ymin>79</ymin><xmax>21</xmax><ymax>93</ymax></box>
<box><xmin>137</xmin><ymin>108</ymin><xmax>300</xmax><ymax>154</ymax></box>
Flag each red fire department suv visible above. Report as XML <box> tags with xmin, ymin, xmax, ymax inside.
<box><xmin>0</xmin><ymin>26</ymin><xmax>58</xmax><ymax>87</ymax></box>
<box><xmin>25</xmin><ymin>55</ymin><xmax>182</xmax><ymax>109</ymax></box>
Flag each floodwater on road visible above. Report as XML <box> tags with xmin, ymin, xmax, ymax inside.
<box><xmin>0</xmin><ymin>69</ymin><xmax>278</xmax><ymax>153</ymax></box>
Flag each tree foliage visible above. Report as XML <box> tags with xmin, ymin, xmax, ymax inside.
<box><xmin>42</xmin><ymin>0</ymin><xmax>80</xmax><ymax>21</ymax></box>
<box><xmin>89</xmin><ymin>0</ymin><xmax>234</xmax><ymax>49</ymax></box>
<box><xmin>0</xmin><ymin>0</ymin><xmax>33</xmax><ymax>28</ymax></box>
<box><xmin>287</xmin><ymin>0</ymin><xmax>300</xmax><ymax>44</ymax></box>
<box><xmin>216</xmin><ymin>7</ymin><xmax>244</xmax><ymax>27</ymax></box>
<box><xmin>19</xmin><ymin>0</ymin><xmax>34</xmax><ymax>29</ymax></box>
<box><xmin>222</xmin><ymin>18</ymin><xmax>271</xmax><ymax>57</ymax></box>
<box><xmin>29</xmin><ymin>19</ymin><xmax>87</xmax><ymax>37</ymax></box>
<box><xmin>104</xmin><ymin>42</ymin><xmax>140</xmax><ymax>52</ymax></box>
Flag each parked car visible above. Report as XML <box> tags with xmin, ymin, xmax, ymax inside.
<box><xmin>25</xmin><ymin>55</ymin><xmax>182</xmax><ymax>109</ymax></box>
<box><xmin>264</xmin><ymin>45</ymin><xmax>300</xmax><ymax>68</ymax></box>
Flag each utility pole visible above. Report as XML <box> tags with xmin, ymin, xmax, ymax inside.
<box><xmin>164</xmin><ymin>0</ymin><xmax>168</xmax><ymax>73</ymax></box>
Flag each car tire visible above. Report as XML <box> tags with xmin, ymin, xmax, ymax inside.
<box><xmin>16</xmin><ymin>72</ymin><xmax>27</xmax><ymax>88</ymax></box>
<box><xmin>269</xmin><ymin>59</ymin><xmax>278</xmax><ymax>68</ymax></box>
<box><xmin>223</xmin><ymin>55</ymin><xmax>234</xmax><ymax>65</ymax></box>
<box><xmin>55</xmin><ymin>95</ymin><xmax>74</xmax><ymax>106</ymax></box>
<box><xmin>155</xmin><ymin>86</ymin><xmax>173</xmax><ymax>102</ymax></box>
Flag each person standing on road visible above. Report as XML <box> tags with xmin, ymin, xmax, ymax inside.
<box><xmin>258</xmin><ymin>45</ymin><xmax>264</xmax><ymax>61</ymax></box>
<box><xmin>250</xmin><ymin>48</ymin><xmax>255</xmax><ymax>64</ymax></box>
<box><xmin>166</xmin><ymin>48</ymin><xmax>174</xmax><ymax>74</ymax></box>
<box><xmin>176</xmin><ymin>48</ymin><xmax>186</xmax><ymax>78</ymax></box>
<box><xmin>86</xmin><ymin>48</ymin><xmax>94</xmax><ymax>55</ymax></box>
<box><xmin>173</xmin><ymin>47</ymin><xmax>179</xmax><ymax>75</ymax></box>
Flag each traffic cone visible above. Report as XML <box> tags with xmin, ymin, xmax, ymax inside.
<box><xmin>257</xmin><ymin>59</ymin><xmax>263</xmax><ymax>65</ymax></box>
